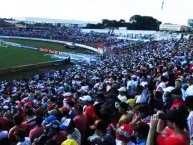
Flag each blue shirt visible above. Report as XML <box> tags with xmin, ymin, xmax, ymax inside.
<box><xmin>136</xmin><ymin>138</ymin><xmax>146</xmax><ymax>145</ymax></box>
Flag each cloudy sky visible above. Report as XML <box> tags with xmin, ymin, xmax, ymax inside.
<box><xmin>0</xmin><ymin>0</ymin><xmax>193</xmax><ymax>25</ymax></box>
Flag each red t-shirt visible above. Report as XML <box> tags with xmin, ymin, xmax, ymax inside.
<box><xmin>8</xmin><ymin>123</ymin><xmax>29</xmax><ymax>144</ymax></box>
<box><xmin>25</xmin><ymin>116</ymin><xmax>37</xmax><ymax>130</ymax></box>
<box><xmin>73</xmin><ymin>114</ymin><xmax>87</xmax><ymax>136</ymax></box>
<box><xmin>29</xmin><ymin>126</ymin><xmax>45</xmax><ymax>142</ymax></box>
<box><xmin>85</xmin><ymin>105</ymin><xmax>96</xmax><ymax>119</ymax></box>
<box><xmin>84</xmin><ymin>105</ymin><xmax>96</xmax><ymax>130</ymax></box>
<box><xmin>157</xmin><ymin>128</ymin><xmax>189</xmax><ymax>145</ymax></box>
<box><xmin>165</xmin><ymin>135</ymin><xmax>189</xmax><ymax>145</ymax></box>
<box><xmin>0</xmin><ymin>117</ymin><xmax>9</xmax><ymax>130</ymax></box>
<box><xmin>52</xmin><ymin>131</ymin><xmax>67</xmax><ymax>145</ymax></box>
<box><xmin>170</xmin><ymin>99</ymin><xmax>186</xmax><ymax>110</ymax></box>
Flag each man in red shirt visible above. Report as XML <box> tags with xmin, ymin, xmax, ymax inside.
<box><xmin>73</xmin><ymin>104</ymin><xmax>87</xmax><ymax>144</ymax></box>
<box><xmin>29</xmin><ymin>116</ymin><xmax>44</xmax><ymax>143</ymax></box>
<box><xmin>8</xmin><ymin>115</ymin><xmax>29</xmax><ymax>145</ymax></box>
<box><xmin>24</xmin><ymin>108</ymin><xmax>37</xmax><ymax>130</ymax></box>
<box><xmin>79</xmin><ymin>95</ymin><xmax>96</xmax><ymax>124</ymax></box>
<box><xmin>79</xmin><ymin>95</ymin><xmax>96</xmax><ymax>140</ymax></box>
<box><xmin>169</xmin><ymin>88</ymin><xmax>186</xmax><ymax>110</ymax></box>
<box><xmin>156</xmin><ymin>108</ymin><xmax>189</xmax><ymax>145</ymax></box>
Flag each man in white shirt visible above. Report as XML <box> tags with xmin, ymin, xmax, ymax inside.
<box><xmin>0</xmin><ymin>124</ymin><xmax>8</xmax><ymax>142</ymax></box>
<box><xmin>135</xmin><ymin>85</ymin><xmax>146</xmax><ymax>103</ymax></box>
<box><xmin>127</xmin><ymin>76</ymin><xmax>135</xmax><ymax>98</ymax></box>
<box><xmin>185</xmin><ymin>92</ymin><xmax>193</xmax><ymax>144</ymax></box>
<box><xmin>175</xmin><ymin>78</ymin><xmax>186</xmax><ymax>101</ymax></box>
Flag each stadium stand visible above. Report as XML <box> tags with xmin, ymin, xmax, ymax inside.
<box><xmin>0</xmin><ymin>27</ymin><xmax>193</xmax><ymax>145</ymax></box>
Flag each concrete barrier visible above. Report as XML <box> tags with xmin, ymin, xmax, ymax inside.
<box><xmin>0</xmin><ymin>60</ymin><xmax>70</xmax><ymax>75</ymax></box>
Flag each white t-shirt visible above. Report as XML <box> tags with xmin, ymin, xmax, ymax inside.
<box><xmin>181</xmin><ymin>88</ymin><xmax>186</xmax><ymax>101</ymax></box>
<box><xmin>116</xmin><ymin>139</ymin><xmax>135</xmax><ymax>145</ymax></box>
<box><xmin>127</xmin><ymin>80</ymin><xmax>135</xmax><ymax>96</ymax></box>
<box><xmin>67</xmin><ymin>128</ymin><xmax>81</xmax><ymax>145</ymax></box>
<box><xmin>117</xmin><ymin>95</ymin><xmax>127</xmax><ymax>103</ymax></box>
<box><xmin>135</xmin><ymin>95</ymin><xmax>146</xmax><ymax>103</ymax></box>
<box><xmin>16</xmin><ymin>137</ymin><xmax>31</xmax><ymax>145</ymax></box>
<box><xmin>187</xmin><ymin>111</ymin><xmax>193</xmax><ymax>143</ymax></box>
<box><xmin>162</xmin><ymin>72</ymin><xmax>169</xmax><ymax>79</ymax></box>
<box><xmin>156</xmin><ymin>82</ymin><xmax>166</xmax><ymax>92</ymax></box>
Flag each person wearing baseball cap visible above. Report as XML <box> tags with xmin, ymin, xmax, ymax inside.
<box><xmin>46</xmin><ymin>120</ymin><xmax>67</xmax><ymax>145</ymax></box>
<box><xmin>79</xmin><ymin>95</ymin><xmax>96</xmax><ymax>133</ymax></box>
<box><xmin>116</xmin><ymin>124</ymin><xmax>134</xmax><ymax>145</ymax></box>
<box><xmin>117</xmin><ymin>87</ymin><xmax>127</xmax><ymax>103</ymax></box>
<box><xmin>60</xmin><ymin>119</ymin><xmax>81</xmax><ymax>145</ymax></box>
<box><xmin>79</xmin><ymin>95</ymin><xmax>92</xmax><ymax>102</ymax></box>
<box><xmin>42</xmin><ymin>115</ymin><xmax>57</xmax><ymax>126</ymax></box>
<box><xmin>61</xmin><ymin>139</ymin><xmax>78</xmax><ymax>145</ymax></box>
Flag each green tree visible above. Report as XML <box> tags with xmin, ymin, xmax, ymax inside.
<box><xmin>102</xmin><ymin>19</ymin><xmax>111</xmax><ymax>27</ymax></box>
<box><xmin>129</xmin><ymin>15</ymin><xmax>161</xmax><ymax>30</ymax></box>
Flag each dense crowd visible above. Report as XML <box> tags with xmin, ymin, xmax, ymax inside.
<box><xmin>0</xmin><ymin>27</ymin><xmax>141</xmax><ymax>50</ymax></box>
<box><xmin>0</xmin><ymin>28</ymin><xmax>193</xmax><ymax>145</ymax></box>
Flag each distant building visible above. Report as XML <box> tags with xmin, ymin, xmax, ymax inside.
<box><xmin>14</xmin><ymin>17</ymin><xmax>98</xmax><ymax>28</ymax></box>
<box><xmin>188</xmin><ymin>19</ymin><xmax>193</xmax><ymax>30</ymax></box>
<box><xmin>0</xmin><ymin>17</ymin><xmax>98</xmax><ymax>28</ymax></box>
<box><xmin>159</xmin><ymin>23</ymin><xmax>190</xmax><ymax>32</ymax></box>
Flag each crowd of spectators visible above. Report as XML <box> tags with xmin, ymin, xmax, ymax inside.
<box><xmin>0</xmin><ymin>27</ymin><xmax>109</xmax><ymax>43</ymax></box>
<box><xmin>105</xmin><ymin>38</ymin><xmax>143</xmax><ymax>50</ymax></box>
<box><xmin>0</xmin><ymin>28</ymin><xmax>193</xmax><ymax>145</ymax></box>
<box><xmin>0</xmin><ymin>27</ymin><xmax>142</xmax><ymax>50</ymax></box>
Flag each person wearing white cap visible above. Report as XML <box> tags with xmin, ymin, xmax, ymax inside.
<box><xmin>79</xmin><ymin>95</ymin><xmax>92</xmax><ymax>102</ymax></box>
<box><xmin>79</xmin><ymin>86</ymin><xmax>89</xmax><ymax>93</ymax></box>
<box><xmin>79</xmin><ymin>95</ymin><xmax>96</xmax><ymax>133</ymax></box>
<box><xmin>117</xmin><ymin>87</ymin><xmax>127</xmax><ymax>103</ymax></box>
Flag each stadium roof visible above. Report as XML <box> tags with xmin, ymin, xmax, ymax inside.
<box><xmin>15</xmin><ymin>17</ymin><xmax>99</xmax><ymax>25</ymax></box>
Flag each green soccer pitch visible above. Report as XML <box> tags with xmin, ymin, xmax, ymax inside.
<box><xmin>0</xmin><ymin>39</ymin><xmax>93</xmax><ymax>69</ymax></box>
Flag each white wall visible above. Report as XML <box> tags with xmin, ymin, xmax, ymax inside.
<box><xmin>82</xmin><ymin>29</ymin><xmax>182</xmax><ymax>40</ymax></box>
<box><xmin>82</xmin><ymin>29</ymin><xmax>156</xmax><ymax>35</ymax></box>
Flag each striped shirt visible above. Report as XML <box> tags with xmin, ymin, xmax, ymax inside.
<box><xmin>25</xmin><ymin>116</ymin><xmax>36</xmax><ymax>130</ymax></box>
